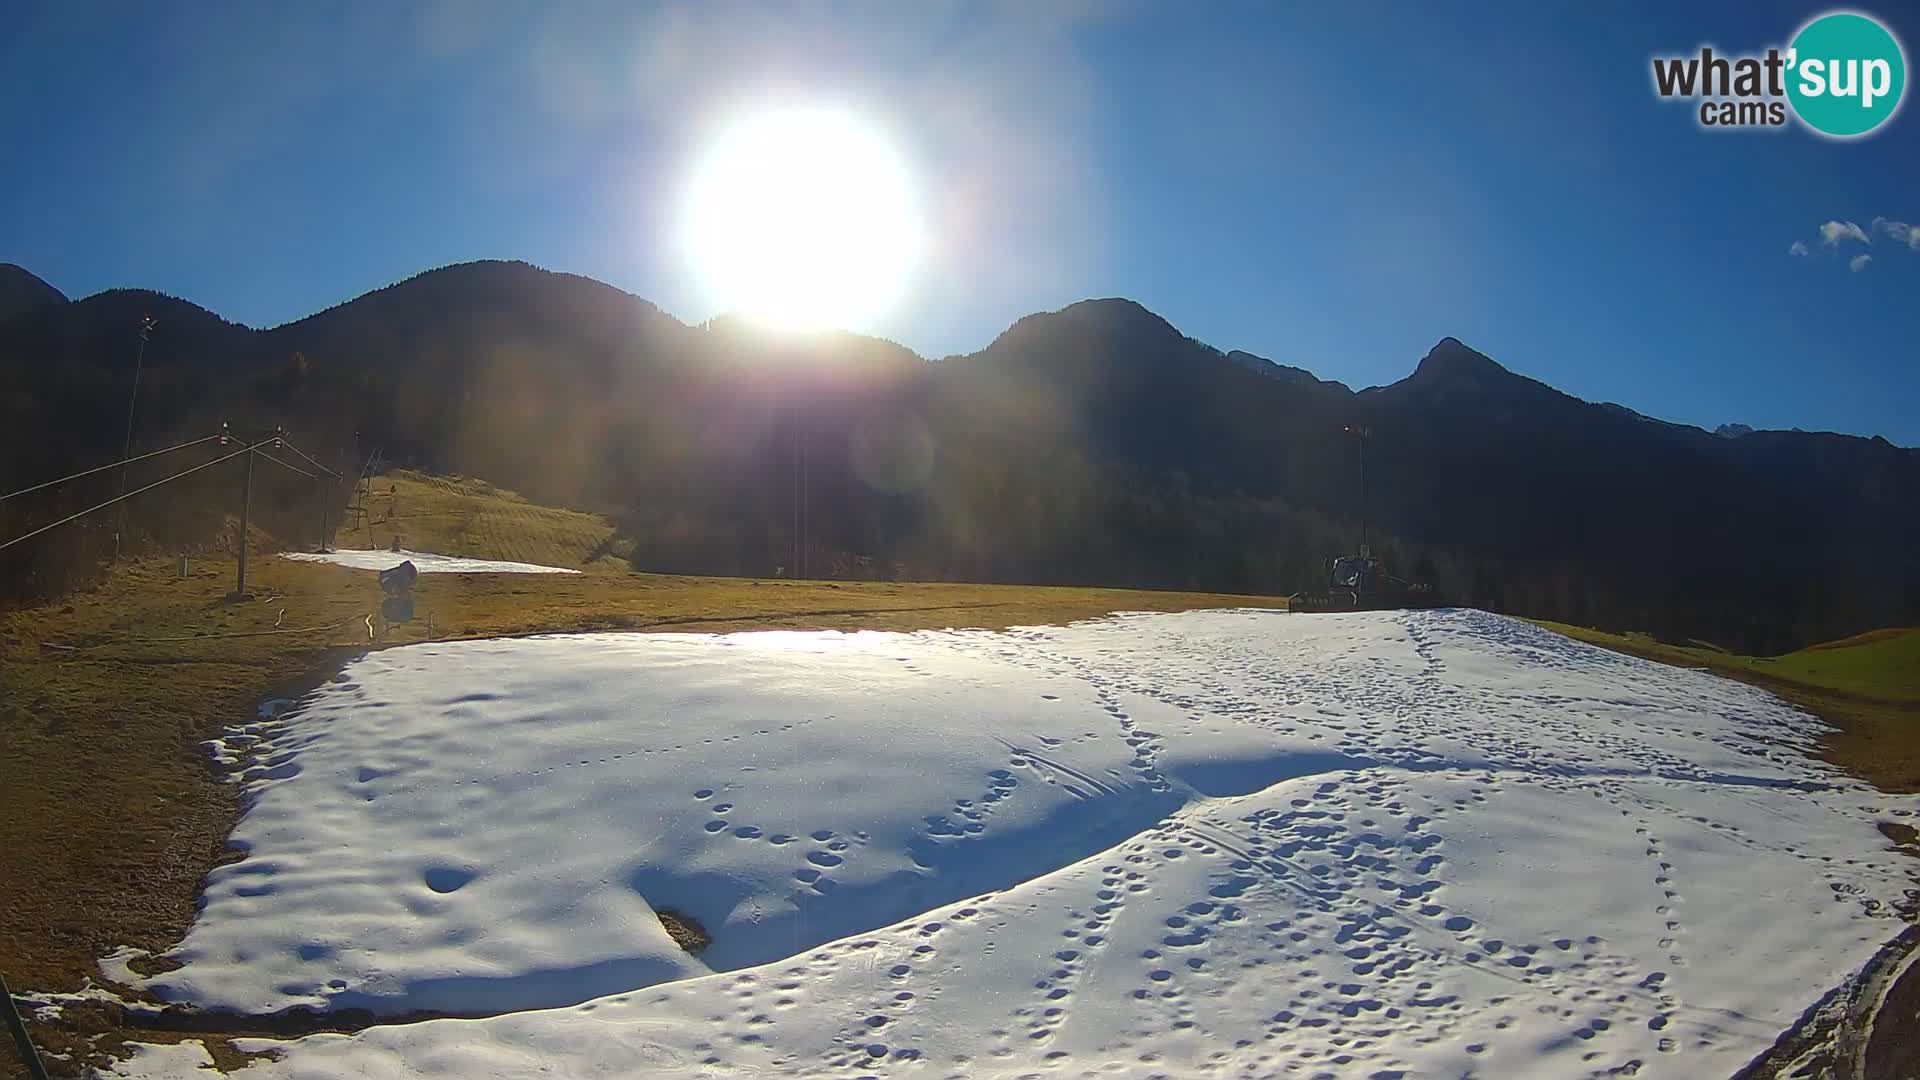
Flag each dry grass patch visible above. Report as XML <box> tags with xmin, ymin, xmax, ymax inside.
<box><xmin>1531</xmin><ymin>620</ymin><xmax>1920</xmax><ymax>793</ymax></box>
<box><xmin>656</xmin><ymin>910</ymin><xmax>713</xmax><ymax>954</ymax></box>
<box><xmin>333</xmin><ymin>469</ymin><xmax>624</xmax><ymax>572</ymax></box>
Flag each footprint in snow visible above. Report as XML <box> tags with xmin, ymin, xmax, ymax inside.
<box><xmin>422</xmin><ymin>866</ymin><xmax>476</xmax><ymax>894</ymax></box>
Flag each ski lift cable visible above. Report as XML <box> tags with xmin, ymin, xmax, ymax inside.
<box><xmin>253</xmin><ymin>448</ymin><xmax>315</xmax><ymax>480</ymax></box>
<box><xmin>272</xmin><ymin>438</ymin><xmax>342</xmax><ymax>478</ymax></box>
<box><xmin>0</xmin><ymin>440</ymin><xmax>267</xmax><ymax>552</ymax></box>
<box><xmin>0</xmin><ymin>434</ymin><xmax>223</xmax><ymax>504</ymax></box>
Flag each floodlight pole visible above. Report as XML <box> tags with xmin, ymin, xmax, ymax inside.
<box><xmin>113</xmin><ymin>315</ymin><xmax>156</xmax><ymax>566</ymax></box>
<box><xmin>236</xmin><ymin>440</ymin><xmax>255</xmax><ymax>598</ymax></box>
<box><xmin>800</xmin><ymin>405</ymin><xmax>808</xmax><ymax>580</ymax></box>
<box><xmin>1346</xmin><ymin>425</ymin><xmax>1372</xmax><ymax>557</ymax></box>
<box><xmin>792</xmin><ymin>397</ymin><xmax>802</xmax><ymax>579</ymax></box>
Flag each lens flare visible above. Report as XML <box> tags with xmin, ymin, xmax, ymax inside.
<box><xmin>681</xmin><ymin>105</ymin><xmax>923</xmax><ymax>331</ymax></box>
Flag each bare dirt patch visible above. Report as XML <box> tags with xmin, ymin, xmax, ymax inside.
<box><xmin>657</xmin><ymin>909</ymin><xmax>712</xmax><ymax>954</ymax></box>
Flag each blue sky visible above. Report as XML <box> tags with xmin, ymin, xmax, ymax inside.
<box><xmin>5</xmin><ymin>1</ymin><xmax>1916</xmax><ymax>442</ymax></box>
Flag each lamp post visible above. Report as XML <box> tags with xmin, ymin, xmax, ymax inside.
<box><xmin>220</xmin><ymin>422</ymin><xmax>287</xmax><ymax>600</ymax></box>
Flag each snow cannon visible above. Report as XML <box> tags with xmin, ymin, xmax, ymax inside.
<box><xmin>1290</xmin><ymin>555</ymin><xmax>1446</xmax><ymax>614</ymax></box>
<box><xmin>379</xmin><ymin>559</ymin><xmax>419</xmax><ymax>627</ymax></box>
<box><xmin>379</xmin><ymin>559</ymin><xmax>419</xmax><ymax>598</ymax></box>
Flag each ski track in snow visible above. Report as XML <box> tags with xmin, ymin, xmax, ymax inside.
<box><xmin>114</xmin><ymin>609</ymin><xmax>1920</xmax><ymax>1079</ymax></box>
<box><xmin>279</xmin><ymin>548</ymin><xmax>581</xmax><ymax>574</ymax></box>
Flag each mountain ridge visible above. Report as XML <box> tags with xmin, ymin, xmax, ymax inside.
<box><xmin>0</xmin><ymin>262</ymin><xmax>68</xmax><ymax>324</ymax></box>
<box><xmin>5</xmin><ymin>257</ymin><xmax>1903</xmax><ymax>448</ymax></box>
<box><xmin>2</xmin><ymin>257</ymin><xmax>1913</xmax><ymax>652</ymax></box>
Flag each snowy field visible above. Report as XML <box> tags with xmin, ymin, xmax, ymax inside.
<box><xmin>113</xmin><ymin>609</ymin><xmax>1918</xmax><ymax>1079</ymax></box>
<box><xmin>279</xmin><ymin>548</ymin><xmax>581</xmax><ymax>574</ymax></box>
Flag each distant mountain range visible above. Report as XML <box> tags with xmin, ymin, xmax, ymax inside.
<box><xmin>3</xmin><ymin>259</ymin><xmax>1914</xmax><ymax>652</ymax></box>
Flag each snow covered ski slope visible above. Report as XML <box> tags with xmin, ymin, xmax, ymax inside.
<box><xmin>117</xmin><ymin>609</ymin><xmax>1919</xmax><ymax>1078</ymax></box>
<box><xmin>280</xmin><ymin>548</ymin><xmax>581</xmax><ymax>573</ymax></box>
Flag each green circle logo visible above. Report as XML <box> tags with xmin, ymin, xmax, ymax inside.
<box><xmin>1787</xmin><ymin>11</ymin><xmax>1907</xmax><ymax>137</ymax></box>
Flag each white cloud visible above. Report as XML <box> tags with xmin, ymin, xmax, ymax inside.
<box><xmin>1872</xmin><ymin>217</ymin><xmax>1920</xmax><ymax>251</ymax></box>
<box><xmin>1820</xmin><ymin>220</ymin><xmax>1871</xmax><ymax>246</ymax></box>
<box><xmin>1849</xmin><ymin>253</ymin><xmax>1872</xmax><ymax>272</ymax></box>
<box><xmin>1789</xmin><ymin>240</ymin><xmax>1810</xmax><ymax>256</ymax></box>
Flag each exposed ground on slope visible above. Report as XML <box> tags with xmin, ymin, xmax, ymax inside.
<box><xmin>1532</xmin><ymin>622</ymin><xmax>1920</xmax><ymax>793</ymax></box>
<box><xmin>333</xmin><ymin>470</ymin><xmax>625</xmax><ymax>572</ymax></box>
<box><xmin>1</xmin><ymin>550</ymin><xmax>1285</xmax><ymax>1077</ymax></box>
<box><xmin>1864</xmin><ymin>932</ymin><xmax>1920</xmax><ymax>1080</ymax></box>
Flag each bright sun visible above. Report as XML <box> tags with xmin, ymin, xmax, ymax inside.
<box><xmin>681</xmin><ymin>106</ymin><xmax>923</xmax><ymax>331</ymax></box>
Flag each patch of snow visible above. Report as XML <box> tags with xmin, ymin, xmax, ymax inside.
<box><xmin>96</xmin><ymin>945</ymin><xmax>146</xmax><ymax>986</ymax></box>
<box><xmin>19</xmin><ymin>978</ymin><xmax>135</xmax><ymax>1024</ymax></box>
<box><xmin>203</xmin><ymin>697</ymin><xmax>308</xmax><ymax>778</ymax></box>
<box><xmin>125</xmin><ymin>609</ymin><xmax>1919</xmax><ymax>1078</ymax></box>
<box><xmin>280</xmin><ymin>548</ymin><xmax>580</xmax><ymax>574</ymax></box>
<box><xmin>106</xmin><ymin>1039</ymin><xmax>217</xmax><ymax>1077</ymax></box>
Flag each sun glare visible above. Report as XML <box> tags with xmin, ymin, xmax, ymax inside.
<box><xmin>681</xmin><ymin>106</ymin><xmax>923</xmax><ymax>331</ymax></box>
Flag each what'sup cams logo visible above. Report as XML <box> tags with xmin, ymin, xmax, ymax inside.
<box><xmin>1652</xmin><ymin>10</ymin><xmax>1907</xmax><ymax>137</ymax></box>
